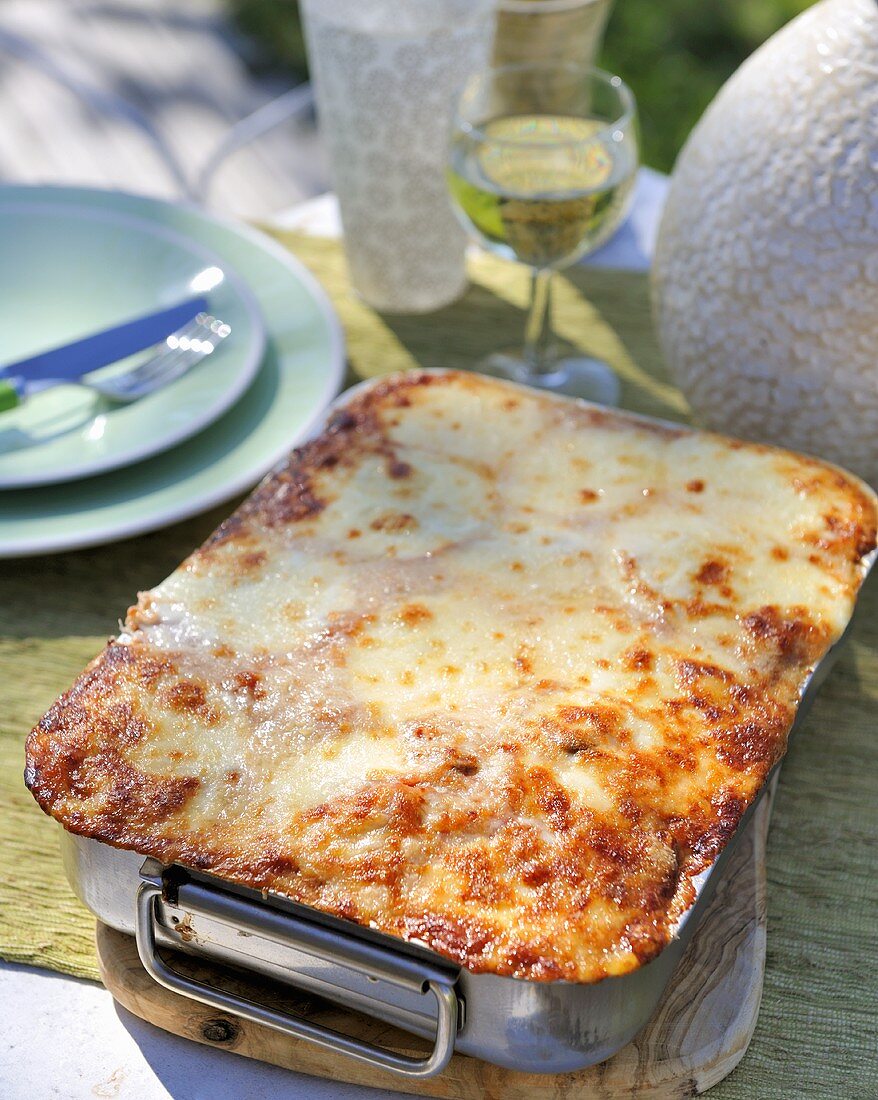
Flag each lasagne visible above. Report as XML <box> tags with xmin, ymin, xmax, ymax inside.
<box><xmin>26</xmin><ymin>371</ymin><xmax>877</xmax><ymax>983</ymax></box>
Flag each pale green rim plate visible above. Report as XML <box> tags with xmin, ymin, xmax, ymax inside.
<box><xmin>0</xmin><ymin>199</ymin><xmax>266</xmax><ymax>489</ymax></box>
<box><xmin>0</xmin><ymin>185</ymin><xmax>345</xmax><ymax>558</ymax></box>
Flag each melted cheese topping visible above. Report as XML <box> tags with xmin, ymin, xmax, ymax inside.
<box><xmin>26</xmin><ymin>371</ymin><xmax>877</xmax><ymax>982</ymax></box>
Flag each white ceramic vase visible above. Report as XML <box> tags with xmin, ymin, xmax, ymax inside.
<box><xmin>652</xmin><ymin>0</ymin><xmax>878</xmax><ymax>484</ymax></box>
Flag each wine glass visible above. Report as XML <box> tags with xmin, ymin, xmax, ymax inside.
<box><xmin>447</xmin><ymin>61</ymin><xmax>638</xmax><ymax>402</ymax></box>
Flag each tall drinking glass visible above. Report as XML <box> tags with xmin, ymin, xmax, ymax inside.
<box><xmin>447</xmin><ymin>62</ymin><xmax>638</xmax><ymax>402</ymax></box>
<box><xmin>493</xmin><ymin>0</ymin><xmax>614</xmax><ymax>68</ymax></box>
<box><xmin>300</xmin><ymin>0</ymin><xmax>495</xmax><ymax>314</ymax></box>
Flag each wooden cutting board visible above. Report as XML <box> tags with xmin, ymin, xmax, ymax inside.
<box><xmin>97</xmin><ymin>778</ymin><xmax>776</xmax><ymax>1100</ymax></box>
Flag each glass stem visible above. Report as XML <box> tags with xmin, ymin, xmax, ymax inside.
<box><xmin>523</xmin><ymin>267</ymin><xmax>554</xmax><ymax>376</ymax></box>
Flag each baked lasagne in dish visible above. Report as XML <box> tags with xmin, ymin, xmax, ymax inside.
<box><xmin>26</xmin><ymin>371</ymin><xmax>877</xmax><ymax>984</ymax></box>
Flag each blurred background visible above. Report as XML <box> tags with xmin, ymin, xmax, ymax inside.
<box><xmin>0</xmin><ymin>0</ymin><xmax>815</xmax><ymax>220</ymax></box>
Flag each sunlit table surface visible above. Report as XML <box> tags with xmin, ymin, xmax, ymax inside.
<box><xmin>0</xmin><ymin>167</ymin><xmax>668</xmax><ymax>1100</ymax></box>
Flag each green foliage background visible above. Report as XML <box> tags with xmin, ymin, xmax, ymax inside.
<box><xmin>228</xmin><ymin>0</ymin><xmax>816</xmax><ymax>173</ymax></box>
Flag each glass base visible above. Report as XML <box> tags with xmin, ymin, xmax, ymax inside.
<box><xmin>477</xmin><ymin>350</ymin><xmax>621</xmax><ymax>406</ymax></box>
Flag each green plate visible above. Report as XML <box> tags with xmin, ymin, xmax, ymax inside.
<box><xmin>0</xmin><ymin>199</ymin><xmax>265</xmax><ymax>488</ymax></box>
<box><xmin>0</xmin><ymin>186</ymin><xmax>344</xmax><ymax>557</ymax></box>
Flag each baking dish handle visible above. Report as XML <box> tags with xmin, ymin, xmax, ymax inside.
<box><xmin>135</xmin><ymin>879</ymin><xmax>458</xmax><ymax>1078</ymax></box>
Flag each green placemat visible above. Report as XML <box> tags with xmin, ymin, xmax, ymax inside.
<box><xmin>269</xmin><ymin>231</ymin><xmax>690</xmax><ymax>425</ymax></box>
<box><xmin>1</xmin><ymin>232</ymin><xmax>875</xmax><ymax>1098</ymax></box>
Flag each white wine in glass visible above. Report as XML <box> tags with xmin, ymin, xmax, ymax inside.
<box><xmin>447</xmin><ymin>63</ymin><xmax>638</xmax><ymax>402</ymax></box>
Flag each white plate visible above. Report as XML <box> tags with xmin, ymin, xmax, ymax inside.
<box><xmin>0</xmin><ymin>201</ymin><xmax>266</xmax><ymax>488</ymax></box>
<box><xmin>0</xmin><ymin>185</ymin><xmax>345</xmax><ymax>557</ymax></box>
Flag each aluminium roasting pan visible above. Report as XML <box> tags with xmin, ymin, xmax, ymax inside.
<box><xmin>53</xmin><ymin>377</ymin><xmax>877</xmax><ymax>1080</ymax></box>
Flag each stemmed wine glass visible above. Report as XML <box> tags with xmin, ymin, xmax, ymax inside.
<box><xmin>447</xmin><ymin>61</ymin><xmax>638</xmax><ymax>402</ymax></box>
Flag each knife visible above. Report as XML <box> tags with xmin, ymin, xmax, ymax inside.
<box><xmin>0</xmin><ymin>295</ymin><xmax>209</xmax><ymax>412</ymax></box>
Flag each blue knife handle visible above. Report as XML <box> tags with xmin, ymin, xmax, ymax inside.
<box><xmin>1</xmin><ymin>295</ymin><xmax>209</xmax><ymax>384</ymax></box>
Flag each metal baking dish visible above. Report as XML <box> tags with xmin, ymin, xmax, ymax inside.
<box><xmin>58</xmin><ymin>561</ymin><xmax>873</xmax><ymax>1079</ymax></box>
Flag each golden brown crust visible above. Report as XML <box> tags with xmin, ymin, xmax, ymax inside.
<box><xmin>25</xmin><ymin>370</ymin><xmax>877</xmax><ymax>982</ymax></box>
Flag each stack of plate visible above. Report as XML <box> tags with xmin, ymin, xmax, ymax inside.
<box><xmin>0</xmin><ymin>186</ymin><xmax>344</xmax><ymax>558</ymax></box>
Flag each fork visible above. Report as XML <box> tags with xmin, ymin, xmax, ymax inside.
<box><xmin>87</xmin><ymin>312</ymin><xmax>232</xmax><ymax>404</ymax></box>
<box><xmin>0</xmin><ymin>311</ymin><xmax>231</xmax><ymax>410</ymax></box>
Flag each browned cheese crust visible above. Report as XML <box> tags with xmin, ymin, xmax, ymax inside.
<box><xmin>26</xmin><ymin>371</ymin><xmax>877</xmax><ymax>982</ymax></box>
